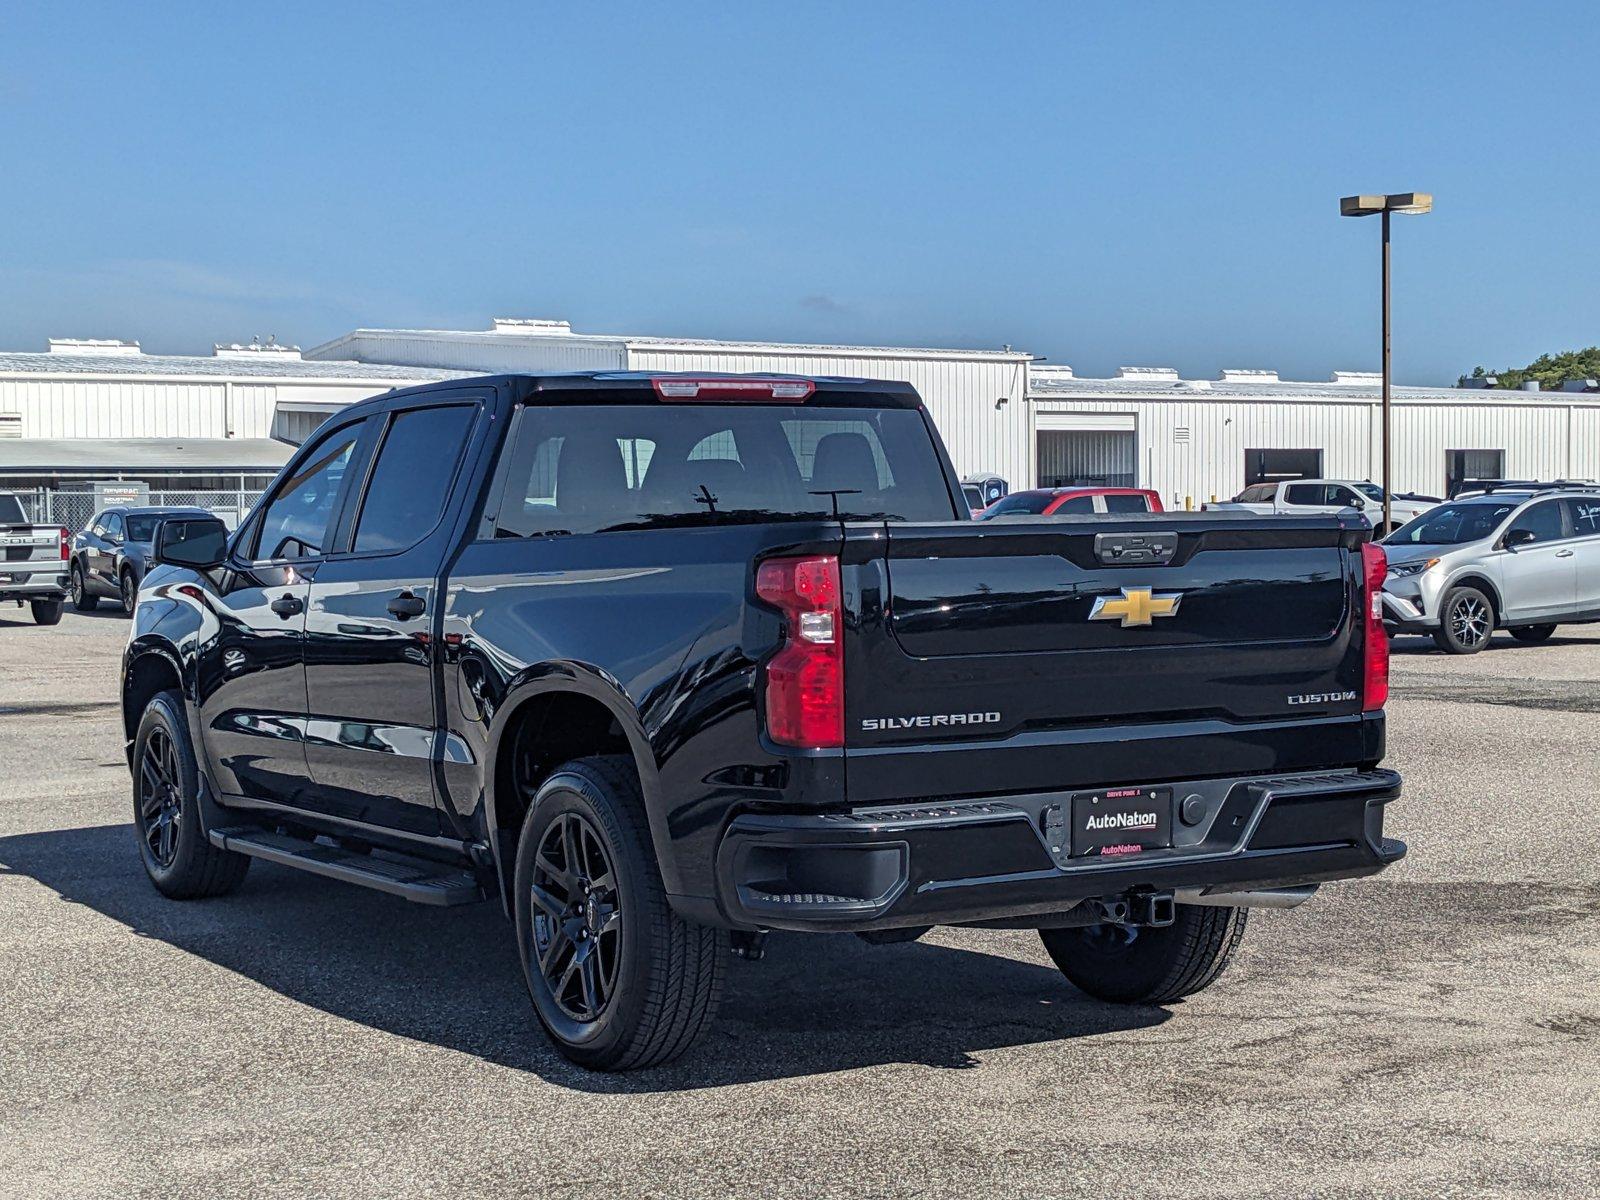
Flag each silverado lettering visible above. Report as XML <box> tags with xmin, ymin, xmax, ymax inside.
<box><xmin>861</xmin><ymin>712</ymin><xmax>1002</xmax><ymax>731</ymax></box>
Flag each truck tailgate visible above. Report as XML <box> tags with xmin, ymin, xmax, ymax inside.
<box><xmin>842</xmin><ymin>514</ymin><xmax>1377</xmax><ymax>802</ymax></box>
<box><xmin>1</xmin><ymin>525</ymin><xmax>63</xmax><ymax>566</ymax></box>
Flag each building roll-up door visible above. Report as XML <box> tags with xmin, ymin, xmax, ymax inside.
<box><xmin>1035</xmin><ymin>412</ymin><xmax>1137</xmax><ymax>488</ymax></box>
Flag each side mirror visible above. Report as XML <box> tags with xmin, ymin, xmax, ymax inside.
<box><xmin>1504</xmin><ymin>527</ymin><xmax>1536</xmax><ymax>551</ymax></box>
<box><xmin>1349</xmin><ymin>495</ymin><xmax>1366</xmax><ymax>509</ymax></box>
<box><xmin>153</xmin><ymin>517</ymin><xmax>228</xmax><ymax>569</ymax></box>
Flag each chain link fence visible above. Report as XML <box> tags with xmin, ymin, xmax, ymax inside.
<box><xmin>17</xmin><ymin>489</ymin><xmax>263</xmax><ymax>533</ymax></box>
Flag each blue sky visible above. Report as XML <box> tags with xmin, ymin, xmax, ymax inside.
<box><xmin>1</xmin><ymin>1</ymin><xmax>1594</xmax><ymax>382</ymax></box>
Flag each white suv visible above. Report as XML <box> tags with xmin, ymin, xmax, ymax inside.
<box><xmin>1380</xmin><ymin>486</ymin><xmax>1600</xmax><ymax>653</ymax></box>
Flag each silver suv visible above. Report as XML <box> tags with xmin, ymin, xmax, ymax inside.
<box><xmin>1380</xmin><ymin>486</ymin><xmax>1600</xmax><ymax>653</ymax></box>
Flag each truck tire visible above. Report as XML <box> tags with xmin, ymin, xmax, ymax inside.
<box><xmin>1431</xmin><ymin>585</ymin><xmax>1494</xmax><ymax>654</ymax></box>
<box><xmin>513</xmin><ymin>755</ymin><xmax>727</xmax><ymax>1071</ymax></box>
<box><xmin>30</xmin><ymin>598</ymin><xmax>63</xmax><ymax>625</ymax></box>
<box><xmin>1040</xmin><ymin>905</ymin><xmax>1249</xmax><ymax>1005</ymax></box>
<box><xmin>70</xmin><ymin>563</ymin><xmax>99</xmax><ymax>611</ymax></box>
<box><xmin>1508</xmin><ymin>624</ymin><xmax>1557</xmax><ymax>643</ymax></box>
<box><xmin>132</xmin><ymin>690</ymin><xmax>250</xmax><ymax>899</ymax></box>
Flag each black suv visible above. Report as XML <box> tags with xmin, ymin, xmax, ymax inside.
<box><xmin>123</xmin><ymin>374</ymin><xmax>1403</xmax><ymax>1070</ymax></box>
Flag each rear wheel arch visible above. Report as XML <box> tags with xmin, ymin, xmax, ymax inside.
<box><xmin>485</xmin><ymin>677</ymin><xmax>669</xmax><ymax>911</ymax></box>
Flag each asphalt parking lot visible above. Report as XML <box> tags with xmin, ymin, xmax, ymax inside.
<box><xmin>2</xmin><ymin>611</ymin><xmax>1597</xmax><ymax>1199</ymax></box>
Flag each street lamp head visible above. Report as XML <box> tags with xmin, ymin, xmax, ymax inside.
<box><xmin>1385</xmin><ymin>192</ymin><xmax>1432</xmax><ymax>215</ymax></box>
<box><xmin>1340</xmin><ymin>192</ymin><xmax>1433</xmax><ymax>217</ymax></box>
<box><xmin>1340</xmin><ymin>194</ymin><xmax>1387</xmax><ymax>217</ymax></box>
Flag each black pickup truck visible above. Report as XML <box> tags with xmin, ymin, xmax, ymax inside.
<box><xmin>124</xmin><ymin>373</ymin><xmax>1403</xmax><ymax>1071</ymax></box>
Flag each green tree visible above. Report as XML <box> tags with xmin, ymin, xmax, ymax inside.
<box><xmin>1465</xmin><ymin>347</ymin><xmax>1600</xmax><ymax>391</ymax></box>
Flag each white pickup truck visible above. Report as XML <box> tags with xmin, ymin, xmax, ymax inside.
<box><xmin>1205</xmin><ymin>479</ymin><xmax>1437</xmax><ymax>534</ymax></box>
<box><xmin>0</xmin><ymin>493</ymin><xmax>68</xmax><ymax>625</ymax></box>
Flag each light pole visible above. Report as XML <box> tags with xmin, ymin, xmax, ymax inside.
<box><xmin>1339</xmin><ymin>192</ymin><xmax>1432</xmax><ymax>535</ymax></box>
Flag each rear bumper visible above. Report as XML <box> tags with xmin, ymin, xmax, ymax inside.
<box><xmin>0</xmin><ymin>570</ymin><xmax>68</xmax><ymax>601</ymax></box>
<box><xmin>715</xmin><ymin>768</ymin><xmax>1403</xmax><ymax>932</ymax></box>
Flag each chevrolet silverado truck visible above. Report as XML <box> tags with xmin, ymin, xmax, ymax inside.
<box><xmin>0</xmin><ymin>492</ymin><xmax>69</xmax><ymax>625</ymax></box>
<box><xmin>122</xmin><ymin>373</ymin><xmax>1404</xmax><ymax>1071</ymax></box>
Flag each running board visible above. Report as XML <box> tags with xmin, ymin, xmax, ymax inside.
<box><xmin>209</xmin><ymin>827</ymin><xmax>485</xmax><ymax>906</ymax></box>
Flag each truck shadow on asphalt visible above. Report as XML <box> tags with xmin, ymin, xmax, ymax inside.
<box><xmin>0</xmin><ymin>822</ymin><xmax>1169</xmax><ymax>1092</ymax></box>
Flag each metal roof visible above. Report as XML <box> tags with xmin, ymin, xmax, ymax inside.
<box><xmin>0</xmin><ymin>438</ymin><xmax>292</xmax><ymax>473</ymax></box>
<box><xmin>1029</xmin><ymin>366</ymin><xmax>1600</xmax><ymax>405</ymax></box>
<box><xmin>308</xmin><ymin>323</ymin><xmax>1033</xmax><ymax>364</ymax></box>
<box><xmin>0</xmin><ymin>350</ymin><xmax>473</xmax><ymax>383</ymax></box>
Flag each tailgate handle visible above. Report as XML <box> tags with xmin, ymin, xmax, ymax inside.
<box><xmin>1094</xmin><ymin>531</ymin><xmax>1178</xmax><ymax>566</ymax></box>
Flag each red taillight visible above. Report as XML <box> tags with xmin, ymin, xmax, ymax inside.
<box><xmin>755</xmin><ymin>555</ymin><xmax>843</xmax><ymax>748</ymax></box>
<box><xmin>652</xmin><ymin>377</ymin><xmax>815</xmax><ymax>402</ymax></box>
<box><xmin>58</xmin><ymin>527</ymin><xmax>69</xmax><ymax>560</ymax></box>
<box><xmin>1361</xmin><ymin>542</ymin><xmax>1389</xmax><ymax>710</ymax></box>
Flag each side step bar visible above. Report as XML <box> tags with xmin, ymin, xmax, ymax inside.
<box><xmin>209</xmin><ymin>827</ymin><xmax>485</xmax><ymax>907</ymax></box>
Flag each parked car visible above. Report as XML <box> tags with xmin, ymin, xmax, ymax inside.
<box><xmin>70</xmin><ymin>505</ymin><xmax>214</xmax><ymax>615</ymax></box>
<box><xmin>124</xmin><ymin>372</ymin><xmax>1402</xmax><ymax>1072</ymax></box>
<box><xmin>976</xmin><ymin>486</ymin><xmax>1164</xmax><ymax>519</ymax></box>
<box><xmin>0</xmin><ymin>492</ymin><xmax>68</xmax><ymax>624</ymax></box>
<box><xmin>1207</xmin><ymin>479</ymin><xmax>1433</xmax><ymax>534</ymax></box>
<box><xmin>1380</xmin><ymin>484</ymin><xmax>1600</xmax><ymax>653</ymax></box>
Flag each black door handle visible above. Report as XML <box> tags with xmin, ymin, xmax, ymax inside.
<box><xmin>387</xmin><ymin>592</ymin><xmax>426</xmax><ymax>620</ymax></box>
<box><xmin>270</xmin><ymin>593</ymin><xmax>304</xmax><ymax>618</ymax></box>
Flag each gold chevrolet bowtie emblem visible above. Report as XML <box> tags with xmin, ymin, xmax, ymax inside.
<box><xmin>1088</xmin><ymin>586</ymin><xmax>1183</xmax><ymax>627</ymax></box>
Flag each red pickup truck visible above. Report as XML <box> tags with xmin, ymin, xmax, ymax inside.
<box><xmin>976</xmin><ymin>486</ymin><xmax>1164</xmax><ymax>519</ymax></box>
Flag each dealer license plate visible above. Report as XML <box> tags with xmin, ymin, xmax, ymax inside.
<box><xmin>1069</xmin><ymin>786</ymin><xmax>1173</xmax><ymax>857</ymax></box>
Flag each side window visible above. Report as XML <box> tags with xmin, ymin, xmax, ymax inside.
<box><xmin>1283</xmin><ymin>484</ymin><xmax>1320</xmax><ymax>506</ymax></box>
<box><xmin>252</xmin><ymin>424</ymin><xmax>362</xmax><ymax>561</ymax></box>
<box><xmin>104</xmin><ymin>512</ymin><xmax>124</xmax><ymax>541</ymax></box>
<box><xmin>1508</xmin><ymin>500</ymin><xmax>1565</xmax><ymax>544</ymax></box>
<box><xmin>351</xmin><ymin>405</ymin><xmax>477</xmax><ymax>553</ymax></box>
<box><xmin>1565</xmin><ymin>498</ymin><xmax>1600</xmax><ymax>537</ymax></box>
<box><xmin>1053</xmin><ymin>495</ymin><xmax>1096</xmax><ymax>514</ymax></box>
<box><xmin>1103</xmin><ymin>493</ymin><xmax>1149</xmax><ymax>514</ymax></box>
<box><xmin>1329</xmin><ymin>486</ymin><xmax>1361</xmax><ymax>507</ymax></box>
<box><xmin>88</xmin><ymin>511</ymin><xmax>107</xmax><ymax>537</ymax></box>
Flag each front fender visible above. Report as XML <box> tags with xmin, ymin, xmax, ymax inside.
<box><xmin>122</xmin><ymin>577</ymin><xmax>209</xmax><ymax>757</ymax></box>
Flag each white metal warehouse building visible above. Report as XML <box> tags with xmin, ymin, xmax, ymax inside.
<box><xmin>1029</xmin><ymin>365</ymin><xmax>1600</xmax><ymax>505</ymax></box>
<box><xmin>0</xmin><ymin>338</ymin><xmax>467</xmax><ymax>526</ymax></box>
<box><xmin>307</xmin><ymin>319</ymin><xmax>1600</xmax><ymax>506</ymax></box>
<box><xmin>5</xmin><ymin>320</ymin><xmax>1600</xmax><ymax>527</ymax></box>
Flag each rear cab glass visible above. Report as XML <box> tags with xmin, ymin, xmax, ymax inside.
<box><xmin>0</xmin><ymin>494</ymin><xmax>27</xmax><ymax>524</ymax></box>
<box><xmin>486</xmin><ymin>403</ymin><xmax>956</xmax><ymax>537</ymax></box>
<box><xmin>1102</xmin><ymin>493</ymin><xmax>1150</xmax><ymax>514</ymax></box>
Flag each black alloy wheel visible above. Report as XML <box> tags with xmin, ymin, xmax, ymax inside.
<box><xmin>130</xmin><ymin>690</ymin><xmax>250</xmax><ymax>898</ymax></box>
<box><xmin>529</xmin><ymin>810</ymin><xmax>622</xmax><ymax>1023</ymax></box>
<box><xmin>137</xmin><ymin>725</ymin><xmax>184</xmax><ymax>868</ymax></box>
<box><xmin>512</xmin><ymin>756</ymin><xmax>727</xmax><ymax>1070</ymax></box>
